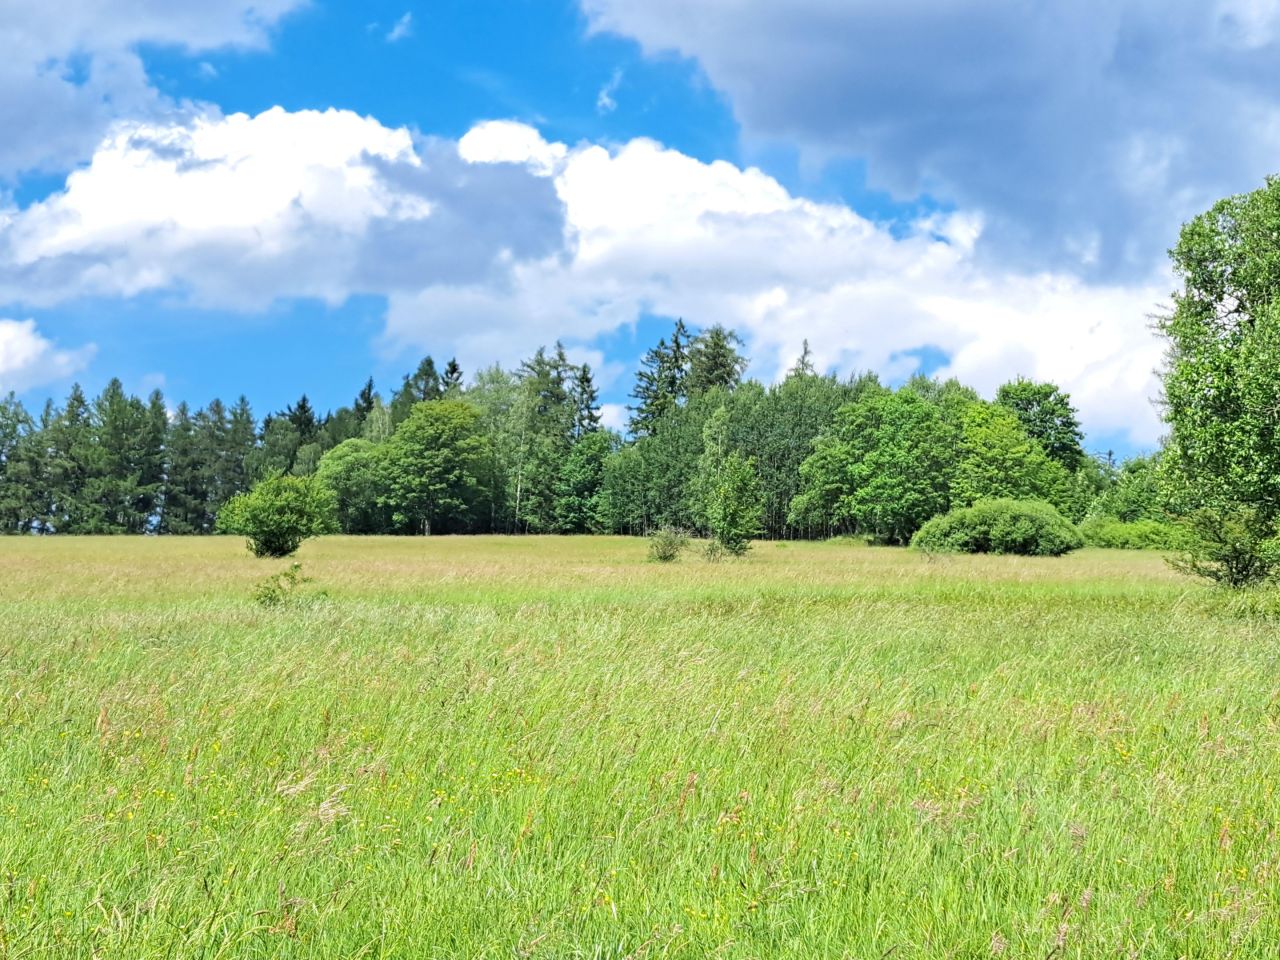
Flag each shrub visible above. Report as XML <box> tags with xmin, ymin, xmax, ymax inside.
<box><xmin>1079</xmin><ymin>516</ymin><xmax>1189</xmax><ymax>550</ymax></box>
<box><xmin>251</xmin><ymin>563</ymin><xmax>311</xmax><ymax>607</ymax></box>
<box><xmin>647</xmin><ymin>526</ymin><xmax>690</xmax><ymax>563</ymax></box>
<box><xmin>216</xmin><ymin>474</ymin><xmax>339</xmax><ymax>558</ymax></box>
<box><xmin>1169</xmin><ymin>505</ymin><xmax>1280</xmax><ymax>589</ymax></box>
<box><xmin>911</xmin><ymin>499</ymin><xmax>1082</xmax><ymax>557</ymax></box>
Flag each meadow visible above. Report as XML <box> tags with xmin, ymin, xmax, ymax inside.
<box><xmin>1</xmin><ymin>536</ymin><xmax>1278</xmax><ymax>958</ymax></box>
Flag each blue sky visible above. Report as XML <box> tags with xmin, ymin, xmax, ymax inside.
<box><xmin>3</xmin><ymin>1</ymin><xmax>1280</xmax><ymax>454</ymax></box>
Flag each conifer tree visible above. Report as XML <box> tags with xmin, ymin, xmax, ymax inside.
<box><xmin>442</xmin><ymin>358</ymin><xmax>464</xmax><ymax>395</ymax></box>
<box><xmin>571</xmin><ymin>363</ymin><xmax>602</xmax><ymax>438</ymax></box>
<box><xmin>161</xmin><ymin>402</ymin><xmax>206</xmax><ymax>534</ymax></box>
<box><xmin>354</xmin><ymin>378</ymin><xmax>377</xmax><ymax>421</ymax></box>
<box><xmin>629</xmin><ymin>319</ymin><xmax>692</xmax><ymax>436</ymax></box>
<box><xmin>687</xmin><ymin>324</ymin><xmax>748</xmax><ymax>396</ymax></box>
<box><xmin>391</xmin><ymin>356</ymin><xmax>443</xmax><ymax>424</ymax></box>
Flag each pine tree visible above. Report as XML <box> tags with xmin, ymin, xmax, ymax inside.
<box><xmin>89</xmin><ymin>379</ymin><xmax>160</xmax><ymax>532</ymax></box>
<box><xmin>226</xmin><ymin>397</ymin><xmax>257</xmax><ymax>499</ymax></box>
<box><xmin>45</xmin><ymin>385</ymin><xmax>101</xmax><ymax>533</ymax></box>
<box><xmin>790</xmin><ymin>339</ymin><xmax>817</xmax><ymax>377</ymax></box>
<box><xmin>628</xmin><ymin>319</ymin><xmax>692</xmax><ymax>436</ymax></box>
<box><xmin>0</xmin><ymin>394</ymin><xmax>34</xmax><ymax>534</ymax></box>
<box><xmin>285</xmin><ymin>395</ymin><xmax>319</xmax><ymax>444</ymax></box>
<box><xmin>442</xmin><ymin>358</ymin><xmax>464</xmax><ymax>395</ymax></box>
<box><xmin>391</xmin><ymin>356</ymin><xmax>442</xmax><ymax>424</ymax></box>
<box><xmin>354</xmin><ymin>378</ymin><xmax>377</xmax><ymax>421</ymax></box>
<box><xmin>571</xmin><ymin>363</ymin><xmax>602</xmax><ymax>438</ymax></box>
<box><xmin>687</xmin><ymin>324</ymin><xmax>748</xmax><ymax>396</ymax></box>
<box><xmin>161</xmin><ymin>402</ymin><xmax>207</xmax><ymax>534</ymax></box>
<box><xmin>251</xmin><ymin>415</ymin><xmax>302</xmax><ymax>481</ymax></box>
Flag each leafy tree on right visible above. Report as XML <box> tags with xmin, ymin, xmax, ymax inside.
<box><xmin>1160</xmin><ymin>175</ymin><xmax>1280</xmax><ymax>585</ymax></box>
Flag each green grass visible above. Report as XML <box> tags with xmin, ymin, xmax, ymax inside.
<box><xmin>1</xmin><ymin>536</ymin><xmax>1278</xmax><ymax>958</ymax></box>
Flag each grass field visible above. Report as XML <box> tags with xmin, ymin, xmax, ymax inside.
<box><xmin>2</xmin><ymin>536</ymin><xmax>1279</xmax><ymax>958</ymax></box>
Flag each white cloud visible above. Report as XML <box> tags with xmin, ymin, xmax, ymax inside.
<box><xmin>386</xmin><ymin>13</ymin><xmax>414</xmax><ymax>43</ymax></box>
<box><xmin>0</xmin><ymin>319</ymin><xmax>94</xmax><ymax>394</ymax></box>
<box><xmin>598</xmin><ymin>402</ymin><xmax>628</xmax><ymax>432</ymax></box>
<box><xmin>0</xmin><ymin>107</ymin><xmax>564</xmax><ymax>308</ymax></box>
<box><xmin>0</xmin><ymin>0</ymin><xmax>305</xmax><ymax>177</ymax></box>
<box><xmin>596</xmin><ymin>68</ymin><xmax>622</xmax><ymax>114</ymax></box>
<box><xmin>581</xmin><ymin>0</ymin><xmax>1280</xmax><ymax>280</ymax></box>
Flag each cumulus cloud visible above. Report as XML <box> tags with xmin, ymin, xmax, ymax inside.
<box><xmin>0</xmin><ymin>107</ymin><xmax>565</xmax><ymax>308</ymax></box>
<box><xmin>0</xmin><ymin>0</ymin><xmax>305</xmax><ymax>177</ymax></box>
<box><xmin>581</xmin><ymin>0</ymin><xmax>1280</xmax><ymax>280</ymax></box>
<box><xmin>0</xmin><ymin>319</ymin><xmax>94</xmax><ymax>394</ymax></box>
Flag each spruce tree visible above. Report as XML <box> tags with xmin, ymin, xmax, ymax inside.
<box><xmin>391</xmin><ymin>356</ymin><xmax>443</xmax><ymax>424</ymax></box>
<box><xmin>687</xmin><ymin>324</ymin><xmax>748</xmax><ymax>396</ymax></box>
<box><xmin>161</xmin><ymin>402</ymin><xmax>206</xmax><ymax>534</ymax></box>
<box><xmin>0</xmin><ymin>394</ymin><xmax>34</xmax><ymax>534</ymax></box>
<box><xmin>226</xmin><ymin>397</ymin><xmax>257</xmax><ymax>499</ymax></box>
<box><xmin>628</xmin><ymin>319</ymin><xmax>692</xmax><ymax>436</ymax></box>
<box><xmin>442</xmin><ymin>358</ymin><xmax>464</xmax><ymax>395</ymax></box>
<box><xmin>45</xmin><ymin>385</ymin><xmax>100</xmax><ymax>533</ymax></box>
<box><xmin>285</xmin><ymin>395</ymin><xmax>319</xmax><ymax>444</ymax></box>
<box><xmin>354</xmin><ymin>378</ymin><xmax>377</xmax><ymax>421</ymax></box>
<box><xmin>571</xmin><ymin>363</ymin><xmax>602</xmax><ymax>438</ymax></box>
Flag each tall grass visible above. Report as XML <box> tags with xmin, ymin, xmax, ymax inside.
<box><xmin>0</xmin><ymin>536</ymin><xmax>1276</xmax><ymax>957</ymax></box>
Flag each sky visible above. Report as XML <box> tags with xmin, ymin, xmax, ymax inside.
<box><xmin>3</xmin><ymin>1</ymin><xmax>1280</xmax><ymax>454</ymax></box>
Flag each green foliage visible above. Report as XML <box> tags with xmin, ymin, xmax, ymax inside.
<box><xmin>1169</xmin><ymin>505</ymin><xmax>1280</xmax><ymax>589</ymax></box>
<box><xmin>686</xmin><ymin>324</ymin><xmax>748</xmax><ymax>396</ymax></box>
<box><xmin>791</xmin><ymin>387</ymin><xmax>955</xmax><ymax>544</ymax></box>
<box><xmin>912</xmin><ymin>499</ymin><xmax>1083</xmax><ymax>556</ymax></box>
<box><xmin>315</xmin><ymin>438</ymin><xmax>393</xmax><ymax>534</ymax></box>
<box><xmin>390</xmin><ymin>356</ymin><xmax>443</xmax><ymax>425</ymax></box>
<box><xmin>1079</xmin><ymin>516</ymin><xmax>1188</xmax><ymax>550</ymax></box>
<box><xmin>553</xmin><ymin>430</ymin><xmax>613</xmax><ymax>533</ymax></box>
<box><xmin>629</xmin><ymin>319</ymin><xmax>691</xmax><ymax>437</ymax></box>
<box><xmin>383</xmin><ymin>399</ymin><xmax>490</xmax><ymax>535</ymax></box>
<box><xmin>646</xmin><ymin>525</ymin><xmax>690</xmax><ymax>562</ymax></box>
<box><xmin>216</xmin><ymin>474</ymin><xmax>338</xmax><ymax>558</ymax></box>
<box><xmin>951</xmin><ymin>403</ymin><xmax>1073</xmax><ymax>511</ymax></box>
<box><xmin>695</xmin><ymin>406</ymin><xmax>762</xmax><ymax>555</ymax></box>
<box><xmin>512</xmin><ymin>345</ymin><xmax>576</xmax><ymax>532</ymax></box>
<box><xmin>250</xmin><ymin>562</ymin><xmax>323</xmax><ymax>607</ymax></box>
<box><xmin>1161</xmin><ymin>177</ymin><xmax>1280</xmax><ymax>518</ymax></box>
<box><xmin>995</xmin><ymin>378</ymin><xmax>1086</xmax><ymax>470</ymax></box>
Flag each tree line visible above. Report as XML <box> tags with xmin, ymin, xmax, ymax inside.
<box><xmin>0</xmin><ymin>319</ymin><xmax>1169</xmax><ymax>542</ymax></box>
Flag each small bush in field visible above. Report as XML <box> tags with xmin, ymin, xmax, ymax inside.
<box><xmin>912</xmin><ymin>499</ymin><xmax>1082</xmax><ymax>557</ymax></box>
<box><xmin>252</xmin><ymin>563</ymin><xmax>310</xmax><ymax>607</ymax></box>
<box><xmin>703</xmin><ymin>538</ymin><xmax>728</xmax><ymax>562</ymax></box>
<box><xmin>217</xmin><ymin>474</ymin><xmax>338</xmax><ymax>558</ymax></box>
<box><xmin>648</xmin><ymin>526</ymin><xmax>690</xmax><ymax>563</ymax></box>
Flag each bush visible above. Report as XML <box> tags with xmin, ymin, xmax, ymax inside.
<box><xmin>647</xmin><ymin>526</ymin><xmax>690</xmax><ymax>563</ymax></box>
<box><xmin>911</xmin><ymin>499</ymin><xmax>1082</xmax><ymax>557</ymax></box>
<box><xmin>251</xmin><ymin>562</ymin><xmax>321</xmax><ymax>607</ymax></box>
<box><xmin>1168</xmin><ymin>505</ymin><xmax>1280</xmax><ymax>589</ymax></box>
<box><xmin>216</xmin><ymin>474</ymin><xmax>339</xmax><ymax>558</ymax></box>
<box><xmin>1079</xmin><ymin>516</ymin><xmax>1189</xmax><ymax>550</ymax></box>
